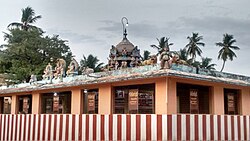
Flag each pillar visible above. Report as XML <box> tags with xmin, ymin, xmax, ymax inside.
<box><xmin>32</xmin><ymin>92</ymin><xmax>40</xmax><ymax>114</ymax></box>
<box><xmin>71</xmin><ymin>88</ymin><xmax>82</xmax><ymax>114</ymax></box>
<box><xmin>167</xmin><ymin>78</ymin><xmax>177</xmax><ymax>114</ymax></box>
<box><xmin>155</xmin><ymin>78</ymin><xmax>167</xmax><ymax>114</ymax></box>
<box><xmin>11</xmin><ymin>95</ymin><xmax>17</xmax><ymax>114</ymax></box>
<box><xmin>99</xmin><ymin>84</ymin><xmax>112</xmax><ymax>114</ymax></box>
<box><xmin>211</xmin><ymin>86</ymin><xmax>224</xmax><ymax>114</ymax></box>
<box><xmin>240</xmin><ymin>88</ymin><xmax>250</xmax><ymax>115</ymax></box>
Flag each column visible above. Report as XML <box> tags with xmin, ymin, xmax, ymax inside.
<box><xmin>167</xmin><ymin>78</ymin><xmax>177</xmax><ymax>114</ymax></box>
<box><xmin>11</xmin><ymin>95</ymin><xmax>17</xmax><ymax>114</ymax></box>
<box><xmin>71</xmin><ymin>88</ymin><xmax>82</xmax><ymax>114</ymax></box>
<box><xmin>32</xmin><ymin>92</ymin><xmax>40</xmax><ymax>114</ymax></box>
<box><xmin>240</xmin><ymin>88</ymin><xmax>250</xmax><ymax>115</ymax></box>
<box><xmin>211</xmin><ymin>86</ymin><xmax>224</xmax><ymax>114</ymax></box>
<box><xmin>155</xmin><ymin>78</ymin><xmax>167</xmax><ymax>114</ymax></box>
<box><xmin>99</xmin><ymin>84</ymin><xmax>112</xmax><ymax>114</ymax></box>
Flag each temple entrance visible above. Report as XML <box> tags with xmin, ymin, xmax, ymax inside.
<box><xmin>113</xmin><ymin>84</ymin><xmax>155</xmax><ymax>114</ymax></box>
<box><xmin>41</xmin><ymin>91</ymin><xmax>71</xmax><ymax>114</ymax></box>
<box><xmin>83</xmin><ymin>89</ymin><xmax>99</xmax><ymax>114</ymax></box>
<box><xmin>0</xmin><ymin>96</ymin><xmax>11</xmax><ymax>114</ymax></box>
<box><xmin>177</xmin><ymin>83</ymin><xmax>211</xmax><ymax>114</ymax></box>
<box><xmin>17</xmin><ymin>95</ymin><xmax>32</xmax><ymax>114</ymax></box>
<box><xmin>224</xmin><ymin>88</ymin><xmax>240</xmax><ymax>115</ymax></box>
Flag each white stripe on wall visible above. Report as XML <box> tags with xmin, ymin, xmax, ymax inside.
<box><xmin>162</xmin><ymin>114</ymin><xmax>167</xmax><ymax>141</ymax></box>
<box><xmin>0</xmin><ymin>115</ymin><xmax>3</xmax><ymax>141</ymax></box>
<box><xmin>213</xmin><ymin>115</ymin><xmax>218</xmax><ymax>140</ymax></box>
<box><xmin>45</xmin><ymin>114</ymin><xmax>49</xmax><ymax>141</ymax></box>
<box><xmin>234</xmin><ymin>116</ymin><xmax>238</xmax><ymax>140</ymax></box>
<box><xmin>89</xmin><ymin>115</ymin><xmax>93</xmax><ymax>140</ymax></box>
<box><xmin>227</xmin><ymin>115</ymin><xmax>232</xmax><ymax>140</ymax></box>
<box><xmin>34</xmin><ymin>114</ymin><xmax>39</xmax><ymax>141</ymax></box>
<box><xmin>240</xmin><ymin>116</ymin><xmax>244</xmax><ymax>140</ymax></box>
<box><xmin>12</xmin><ymin>115</ymin><xmax>16</xmax><ymax>141</ymax></box>
<box><xmin>4</xmin><ymin>115</ymin><xmax>8</xmax><ymax>141</ymax></box>
<box><xmin>131</xmin><ymin>114</ymin><xmax>136</xmax><ymax>140</ymax></box>
<box><xmin>50</xmin><ymin>115</ymin><xmax>54</xmax><ymax>141</ymax></box>
<box><xmin>206</xmin><ymin>115</ymin><xmax>210</xmax><ymax>140</ymax></box>
<box><xmin>221</xmin><ymin>115</ymin><xmax>225</xmax><ymax>140</ymax></box>
<box><xmin>172</xmin><ymin>114</ymin><xmax>177</xmax><ymax>140</ymax></box>
<box><xmin>40</xmin><ymin>115</ymin><xmax>44</xmax><ymax>141</ymax></box>
<box><xmin>68</xmin><ymin>114</ymin><xmax>73</xmax><ymax>141</ymax></box>
<box><xmin>247</xmin><ymin>116</ymin><xmax>250</xmax><ymax>140</ymax></box>
<box><xmin>96</xmin><ymin>115</ymin><xmax>101</xmax><ymax>141</ymax></box>
<box><xmin>140</xmin><ymin>114</ymin><xmax>146</xmax><ymax>140</ymax></box>
<box><xmin>75</xmin><ymin>115</ymin><xmax>79</xmax><ymax>141</ymax></box>
<box><xmin>104</xmin><ymin>115</ymin><xmax>109</xmax><ymax>141</ymax></box>
<box><xmin>62</xmin><ymin>114</ymin><xmax>66</xmax><ymax>141</ymax></box>
<box><xmin>82</xmin><ymin>115</ymin><xmax>86</xmax><ymax>140</ymax></box>
<box><xmin>8</xmin><ymin>115</ymin><xmax>12</xmax><ymax>140</ymax></box>
<box><xmin>190</xmin><ymin>115</ymin><xmax>195</xmax><ymax>140</ymax></box>
<box><xmin>25</xmin><ymin>115</ymin><xmax>29</xmax><ymax>141</ymax></box>
<box><xmin>151</xmin><ymin>114</ymin><xmax>157</xmax><ymax>141</ymax></box>
<box><xmin>198</xmin><ymin>115</ymin><xmax>203</xmax><ymax>140</ymax></box>
<box><xmin>16</xmin><ymin>115</ymin><xmax>20</xmax><ymax>141</ymax></box>
<box><xmin>181</xmin><ymin>114</ymin><xmax>186</xmax><ymax>140</ymax></box>
<box><xmin>112</xmin><ymin>114</ymin><xmax>117</xmax><ymax>141</ymax></box>
<box><xmin>56</xmin><ymin>115</ymin><xmax>60</xmax><ymax>141</ymax></box>
<box><xmin>121</xmin><ymin>114</ymin><xmax>126</xmax><ymax>140</ymax></box>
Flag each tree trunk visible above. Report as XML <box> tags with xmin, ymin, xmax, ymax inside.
<box><xmin>220</xmin><ymin>60</ymin><xmax>226</xmax><ymax>72</ymax></box>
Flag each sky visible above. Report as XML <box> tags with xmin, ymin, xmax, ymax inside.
<box><xmin>0</xmin><ymin>0</ymin><xmax>250</xmax><ymax>76</ymax></box>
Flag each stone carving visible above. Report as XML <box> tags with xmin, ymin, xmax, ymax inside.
<box><xmin>109</xmin><ymin>45</ymin><xmax>117</xmax><ymax>58</ymax></box>
<box><xmin>120</xmin><ymin>61</ymin><xmax>128</xmax><ymax>69</ymax></box>
<box><xmin>160</xmin><ymin>47</ymin><xmax>172</xmax><ymax>69</ymax></box>
<box><xmin>66</xmin><ymin>58</ymin><xmax>79</xmax><ymax>76</ymax></box>
<box><xmin>132</xmin><ymin>46</ymin><xmax>140</xmax><ymax>58</ymax></box>
<box><xmin>171</xmin><ymin>54</ymin><xmax>188</xmax><ymax>65</ymax></box>
<box><xmin>42</xmin><ymin>63</ymin><xmax>53</xmax><ymax>80</ymax></box>
<box><xmin>54</xmin><ymin>58</ymin><xmax>66</xmax><ymax>81</ymax></box>
<box><xmin>29</xmin><ymin>74</ymin><xmax>37</xmax><ymax>85</ymax></box>
<box><xmin>142</xmin><ymin>55</ymin><xmax>157</xmax><ymax>66</ymax></box>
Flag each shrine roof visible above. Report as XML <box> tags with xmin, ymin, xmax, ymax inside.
<box><xmin>116</xmin><ymin>37</ymin><xmax>135</xmax><ymax>52</ymax></box>
<box><xmin>0</xmin><ymin>64</ymin><xmax>250</xmax><ymax>94</ymax></box>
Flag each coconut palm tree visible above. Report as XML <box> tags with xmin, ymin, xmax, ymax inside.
<box><xmin>200</xmin><ymin>57</ymin><xmax>216</xmax><ymax>70</ymax></box>
<box><xmin>185</xmin><ymin>32</ymin><xmax>205</xmax><ymax>62</ymax></box>
<box><xmin>216</xmin><ymin>34</ymin><xmax>240</xmax><ymax>72</ymax></box>
<box><xmin>80</xmin><ymin>54</ymin><xmax>104</xmax><ymax>72</ymax></box>
<box><xmin>8</xmin><ymin>6</ymin><xmax>42</xmax><ymax>31</ymax></box>
<box><xmin>150</xmin><ymin>37</ymin><xmax>173</xmax><ymax>55</ymax></box>
<box><xmin>143</xmin><ymin>50</ymin><xmax>151</xmax><ymax>60</ymax></box>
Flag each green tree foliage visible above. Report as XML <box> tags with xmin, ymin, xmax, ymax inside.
<box><xmin>200</xmin><ymin>57</ymin><xmax>216</xmax><ymax>70</ymax></box>
<box><xmin>8</xmin><ymin>6</ymin><xmax>42</xmax><ymax>31</ymax></box>
<box><xmin>185</xmin><ymin>33</ymin><xmax>205</xmax><ymax>62</ymax></box>
<box><xmin>143</xmin><ymin>50</ymin><xmax>151</xmax><ymax>60</ymax></box>
<box><xmin>150</xmin><ymin>37</ymin><xmax>173</xmax><ymax>55</ymax></box>
<box><xmin>80</xmin><ymin>54</ymin><xmax>104</xmax><ymax>72</ymax></box>
<box><xmin>0</xmin><ymin>29</ymin><xmax>72</xmax><ymax>83</ymax></box>
<box><xmin>216</xmin><ymin>34</ymin><xmax>240</xmax><ymax>72</ymax></box>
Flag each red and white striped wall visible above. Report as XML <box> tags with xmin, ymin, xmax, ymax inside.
<box><xmin>0</xmin><ymin>114</ymin><xmax>249</xmax><ymax>141</ymax></box>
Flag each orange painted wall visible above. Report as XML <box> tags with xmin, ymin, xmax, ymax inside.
<box><xmin>99</xmin><ymin>84</ymin><xmax>112</xmax><ymax>114</ymax></box>
<box><xmin>32</xmin><ymin>92</ymin><xmax>40</xmax><ymax>114</ymax></box>
<box><xmin>71</xmin><ymin>88</ymin><xmax>82</xmax><ymax>114</ymax></box>
<box><xmin>11</xmin><ymin>95</ymin><xmax>17</xmax><ymax>114</ymax></box>
<box><xmin>240</xmin><ymin>88</ymin><xmax>250</xmax><ymax>115</ymax></box>
<box><xmin>155</xmin><ymin>78</ymin><xmax>167</xmax><ymax>114</ymax></box>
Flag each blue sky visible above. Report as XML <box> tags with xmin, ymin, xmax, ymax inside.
<box><xmin>1</xmin><ymin>0</ymin><xmax>250</xmax><ymax>76</ymax></box>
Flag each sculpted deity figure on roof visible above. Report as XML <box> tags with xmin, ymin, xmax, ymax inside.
<box><xmin>160</xmin><ymin>47</ymin><xmax>172</xmax><ymax>69</ymax></box>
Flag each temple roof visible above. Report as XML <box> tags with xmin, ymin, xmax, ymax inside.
<box><xmin>0</xmin><ymin>64</ymin><xmax>250</xmax><ymax>94</ymax></box>
<box><xmin>116</xmin><ymin>37</ymin><xmax>135</xmax><ymax>53</ymax></box>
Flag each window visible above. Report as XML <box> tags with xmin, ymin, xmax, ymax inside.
<box><xmin>83</xmin><ymin>89</ymin><xmax>98</xmax><ymax>114</ymax></box>
<box><xmin>224</xmin><ymin>88</ymin><xmax>240</xmax><ymax>115</ymax></box>
<box><xmin>17</xmin><ymin>95</ymin><xmax>32</xmax><ymax>114</ymax></box>
<box><xmin>114</xmin><ymin>84</ymin><xmax>155</xmax><ymax>114</ymax></box>
<box><xmin>0</xmin><ymin>97</ymin><xmax>11</xmax><ymax>114</ymax></box>
<box><xmin>41</xmin><ymin>91</ymin><xmax>71</xmax><ymax>114</ymax></box>
<box><xmin>177</xmin><ymin>83</ymin><xmax>210</xmax><ymax>114</ymax></box>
